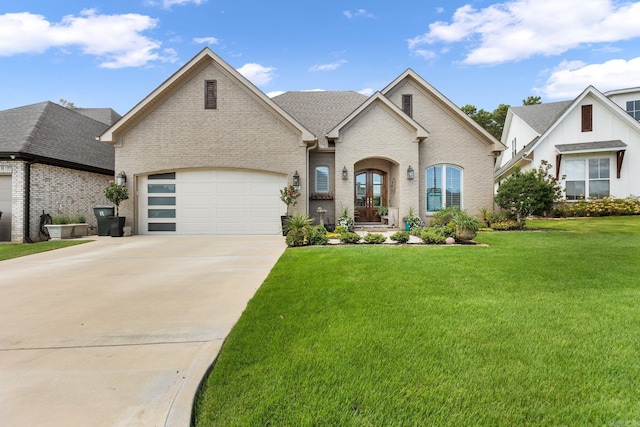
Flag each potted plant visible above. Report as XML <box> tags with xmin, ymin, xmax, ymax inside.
<box><xmin>104</xmin><ymin>181</ymin><xmax>129</xmax><ymax>237</ymax></box>
<box><xmin>280</xmin><ymin>185</ymin><xmax>301</xmax><ymax>236</ymax></box>
<box><xmin>377</xmin><ymin>206</ymin><xmax>389</xmax><ymax>224</ymax></box>
<box><xmin>403</xmin><ymin>206</ymin><xmax>422</xmax><ymax>231</ymax></box>
<box><xmin>453</xmin><ymin>210</ymin><xmax>483</xmax><ymax>241</ymax></box>
<box><xmin>337</xmin><ymin>205</ymin><xmax>354</xmax><ymax>232</ymax></box>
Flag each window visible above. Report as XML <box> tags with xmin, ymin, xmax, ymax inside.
<box><xmin>205</xmin><ymin>80</ymin><xmax>217</xmax><ymax>109</ymax></box>
<box><xmin>565</xmin><ymin>158</ymin><xmax>610</xmax><ymax>200</ymax></box>
<box><xmin>147</xmin><ymin>173</ymin><xmax>176</xmax><ymax>232</ymax></box>
<box><xmin>402</xmin><ymin>94</ymin><xmax>413</xmax><ymax>117</ymax></box>
<box><xmin>315</xmin><ymin>166</ymin><xmax>329</xmax><ymax>192</ymax></box>
<box><xmin>426</xmin><ymin>165</ymin><xmax>462</xmax><ymax>212</ymax></box>
<box><xmin>626</xmin><ymin>100</ymin><xmax>640</xmax><ymax>120</ymax></box>
<box><xmin>511</xmin><ymin>138</ymin><xmax>517</xmax><ymax>157</ymax></box>
<box><xmin>581</xmin><ymin>104</ymin><xmax>592</xmax><ymax>132</ymax></box>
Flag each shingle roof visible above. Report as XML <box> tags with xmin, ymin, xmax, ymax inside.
<box><xmin>0</xmin><ymin>101</ymin><xmax>118</xmax><ymax>173</ymax></box>
<box><xmin>272</xmin><ymin>91</ymin><xmax>368</xmax><ymax>147</ymax></box>
<box><xmin>556</xmin><ymin>140</ymin><xmax>627</xmax><ymax>153</ymax></box>
<box><xmin>510</xmin><ymin>101</ymin><xmax>572</xmax><ymax>134</ymax></box>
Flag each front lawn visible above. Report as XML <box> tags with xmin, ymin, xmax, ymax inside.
<box><xmin>0</xmin><ymin>240</ymin><xmax>90</xmax><ymax>261</ymax></box>
<box><xmin>194</xmin><ymin>217</ymin><xmax>640</xmax><ymax>426</ymax></box>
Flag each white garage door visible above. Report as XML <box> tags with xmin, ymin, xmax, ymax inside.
<box><xmin>139</xmin><ymin>170</ymin><xmax>286</xmax><ymax>235</ymax></box>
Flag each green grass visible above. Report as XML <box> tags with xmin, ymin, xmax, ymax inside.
<box><xmin>195</xmin><ymin>217</ymin><xmax>640</xmax><ymax>426</ymax></box>
<box><xmin>0</xmin><ymin>240</ymin><xmax>90</xmax><ymax>261</ymax></box>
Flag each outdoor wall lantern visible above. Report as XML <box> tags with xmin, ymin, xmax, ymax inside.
<box><xmin>116</xmin><ymin>171</ymin><xmax>127</xmax><ymax>186</ymax></box>
<box><xmin>292</xmin><ymin>170</ymin><xmax>300</xmax><ymax>189</ymax></box>
<box><xmin>342</xmin><ymin>166</ymin><xmax>348</xmax><ymax>180</ymax></box>
<box><xmin>407</xmin><ymin>166</ymin><xmax>415</xmax><ymax>180</ymax></box>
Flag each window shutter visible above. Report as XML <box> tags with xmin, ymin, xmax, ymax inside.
<box><xmin>205</xmin><ymin>80</ymin><xmax>217</xmax><ymax>109</ymax></box>
<box><xmin>402</xmin><ymin>94</ymin><xmax>413</xmax><ymax>117</ymax></box>
<box><xmin>581</xmin><ymin>105</ymin><xmax>592</xmax><ymax>132</ymax></box>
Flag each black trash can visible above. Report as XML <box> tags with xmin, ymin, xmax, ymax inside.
<box><xmin>94</xmin><ymin>206</ymin><xmax>115</xmax><ymax>236</ymax></box>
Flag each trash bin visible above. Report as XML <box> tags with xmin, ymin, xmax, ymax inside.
<box><xmin>93</xmin><ymin>206</ymin><xmax>115</xmax><ymax>236</ymax></box>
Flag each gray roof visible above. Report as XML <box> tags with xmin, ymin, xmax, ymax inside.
<box><xmin>272</xmin><ymin>91</ymin><xmax>368</xmax><ymax>147</ymax></box>
<box><xmin>76</xmin><ymin>108</ymin><xmax>121</xmax><ymax>126</ymax></box>
<box><xmin>556</xmin><ymin>140</ymin><xmax>627</xmax><ymax>153</ymax></box>
<box><xmin>0</xmin><ymin>101</ymin><xmax>119</xmax><ymax>173</ymax></box>
<box><xmin>510</xmin><ymin>101</ymin><xmax>572</xmax><ymax>134</ymax></box>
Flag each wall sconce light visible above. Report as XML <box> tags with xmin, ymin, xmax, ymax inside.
<box><xmin>116</xmin><ymin>171</ymin><xmax>127</xmax><ymax>186</ymax></box>
<box><xmin>292</xmin><ymin>170</ymin><xmax>300</xmax><ymax>189</ymax></box>
<box><xmin>342</xmin><ymin>166</ymin><xmax>348</xmax><ymax>180</ymax></box>
<box><xmin>407</xmin><ymin>166</ymin><xmax>414</xmax><ymax>180</ymax></box>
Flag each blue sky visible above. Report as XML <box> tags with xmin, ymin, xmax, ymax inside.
<box><xmin>2</xmin><ymin>0</ymin><xmax>640</xmax><ymax>115</ymax></box>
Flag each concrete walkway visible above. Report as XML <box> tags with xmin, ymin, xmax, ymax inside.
<box><xmin>0</xmin><ymin>235</ymin><xmax>286</xmax><ymax>427</ymax></box>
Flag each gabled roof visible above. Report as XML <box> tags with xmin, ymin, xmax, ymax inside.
<box><xmin>100</xmin><ymin>47</ymin><xmax>315</xmax><ymax>144</ymax></box>
<box><xmin>325</xmin><ymin>92</ymin><xmax>429</xmax><ymax>141</ymax></box>
<box><xmin>510</xmin><ymin>101</ymin><xmax>572</xmax><ymax>134</ymax></box>
<box><xmin>0</xmin><ymin>101</ymin><xmax>116</xmax><ymax>174</ymax></box>
<box><xmin>381</xmin><ymin>68</ymin><xmax>506</xmax><ymax>152</ymax></box>
<box><xmin>272</xmin><ymin>91</ymin><xmax>367</xmax><ymax>147</ymax></box>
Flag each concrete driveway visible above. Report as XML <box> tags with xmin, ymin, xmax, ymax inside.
<box><xmin>0</xmin><ymin>235</ymin><xmax>286</xmax><ymax>427</ymax></box>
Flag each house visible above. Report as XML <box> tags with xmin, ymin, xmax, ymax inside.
<box><xmin>99</xmin><ymin>48</ymin><xmax>505</xmax><ymax>235</ymax></box>
<box><xmin>0</xmin><ymin>102</ymin><xmax>120</xmax><ymax>242</ymax></box>
<box><xmin>495</xmin><ymin>86</ymin><xmax>640</xmax><ymax>200</ymax></box>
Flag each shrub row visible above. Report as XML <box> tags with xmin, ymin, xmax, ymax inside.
<box><xmin>554</xmin><ymin>197</ymin><xmax>640</xmax><ymax>217</ymax></box>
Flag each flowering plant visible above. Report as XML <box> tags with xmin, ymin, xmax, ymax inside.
<box><xmin>280</xmin><ymin>185</ymin><xmax>300</xmax><ymax>216</ymax></box>
<box><xmin>104</xmin><ymin>181</ymin><xmax>129</xmax><ymax>216</ymax></box>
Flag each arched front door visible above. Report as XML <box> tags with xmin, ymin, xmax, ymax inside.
<box><xmin>355</xmin><ymin>169</ymin><xmax>386</xmax><ymax>222</ymax></box>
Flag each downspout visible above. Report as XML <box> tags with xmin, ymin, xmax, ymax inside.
<box><xmin>305</xmin><ymin>138</ymin><xmax>318</xmax><ymax>216</ymax></box>
<box><xmin>23</xmin><ymin>161</ymin><xmax>35</xmax><ymax>243</ymax></box>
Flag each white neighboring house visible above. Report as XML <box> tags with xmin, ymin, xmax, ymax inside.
<box><xmin>495</xmin><ymin>86</ymin><xmax>640</xmax><ymax>200</ymax></box>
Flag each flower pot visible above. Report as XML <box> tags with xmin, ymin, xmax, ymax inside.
<box><xmin>456</xmin><ymin>226</ymin><xmax>477</xmax><ymax>241</ymax></box>
<box><xmin>108</xmin><ymin>216</ymin><xmax>126</xmax><ymax>237</ymax></box>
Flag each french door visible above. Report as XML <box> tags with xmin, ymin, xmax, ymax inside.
<box><xmin>355</xmin><ymin>170</ymin><xmax>386</xmax><ymax>222</ymax></box>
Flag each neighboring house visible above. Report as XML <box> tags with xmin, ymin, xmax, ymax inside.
<box><xmin>99</xmin><ymin>48</ymin><xmax>505</xmax><ymax>235</ymax></box>
<box><xmin>0</xmin><ymin>102</ymin><xmax>120</xmax><ymax>242</ymax></box>
<box><xmin>496</xmin><ymin>86</ymin><xmax>640</xmax><ymax>200</ymax></box>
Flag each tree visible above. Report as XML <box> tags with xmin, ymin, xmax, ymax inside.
<box><xmin>494</xmin><ymin>161</ymin><xmax>562</xmax><ymax>228</ymax></box>
<box><xmin>59</xmin><ymin>99</ymin><xmax>77</xmax><ymax>109</ymax></box>
<box><xmin>522</xmin><ymin>96</ymin><xmax>542</xmax><ymax>105</ymax></box>
<box><xmin>461</xmin><ymin>103</ymin><xmax>510</xmax><ymax>140</ymax></box>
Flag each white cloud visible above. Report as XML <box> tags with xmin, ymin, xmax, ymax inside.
<box><xmin>358</xmin><ymin>88</ymin><xmax>374</xmax><ymax>96</ymax></box>
<box><xmin>412</xmin><ymin>49</ymin><xmax>436</xmax><ymax>60</ymax></box>
<box><xmin>0</xmin><ymin>10</ymin><xmax>173</xmax><ymax>68</ymax></box>
<box><xmin>408</xmin><ymin>0</ymin><xmax>640</xmax><ymax>65</ymax></box>
<box><xmin>162</xmin><ymin>0</ymin><xmax>207</xmax><ymax>8</ymax></box>
<box><xmin>343</xmin><ymin>9</ymin><xmax>375</xmax><ymax>19</ymax></box>
<box><xmin>193</xmin><ymin>36</ymin><xmax>218</xmax><ymax>44</ymax></box>
<box><xmin>536</xmin><ymin>57</ymin><xmax>640</xmax><ymax>100</ymax></box>
<box><xmin>309</xmin><ymin>60</ymin><xmax>347</xmax><ymax>72</ymax></box>
<box><xmin>236</xmin><ymin>63</ymin><xmax>276</xmax><ymax>86</ymax></box>
<box><xmin>267</xmin><ymin>90</ymin><xmax>285</xmax><ymax>98</ymax></box>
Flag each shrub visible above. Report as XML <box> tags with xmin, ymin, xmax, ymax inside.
<box><xmin>490</xmin><ymin>220</ymin><xmax>520</xmax><ymax>231</ymax></box>
<box><xmin>363</xmin><ymin>233</ymin><xmax>387</xmax><ymax>244</ymax></box>
<box><xmin>420</xmin><ymin>228</ymin><xmax>447</xmax><ymax>244</ymax></box>
<box><xmin>52</xmin><ymin>215</ymin><xmax>71</xmax><ymax>225</ymax></box>
<box><xmin>554</xmin><ymin>197</ymin><xmax>640</xmax><ymax>218</ymax></box>
<box><xmin>453</xmin><ymin>210</ymin><xmax>483</xmax><ymax>232</ymax></box>
<box><xmin>335</xmin><ymin>225</ymin><xmax>349</xmax><ymax>235</ymax></box>
<box><xmin>403</xmin><ymin>206</ymin><xmax>423</xmax><ymax>230</ymax></box>
<box><xmin>340</xmin><ymin>232</ymin><xmax>362</xmax><ymax>244</ymax></box>
<box><xmin>389</xmin><ymin>231</ymin><xmax>410</xmax><ymax>243</ymax></box>
<box><xmin>494</xmin><ymin>160</ymin><xmax>562</xmax><ymax>228</ymax></box>
<box><xmin>284</xmin><ymin>213</ymin><xmax>313</xmax><ymax>247</ymax></box>
<box><xmin>308</xmin><ymin>226</ymin><xmax>328</xmax><ymax>246</ymax></box>
<box><xmin>429</xmin><ymin>207</ymin><xmax>461</xmax><ymax>227</ymax></box>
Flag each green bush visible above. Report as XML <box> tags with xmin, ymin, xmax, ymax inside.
<box><xmin>490</xmin><ymin>220</ymin><xmax>520</xmax><ymax>231</ymax></box>
<box><xmin>363</xmin><ymin>233</ymin><xmax>387</xmax><ymax>244</ymax></box>
<box><xmin>52</xmin><ymin>215</ymin><xmax>71</xmax><ymax>225</ymax></box>
<box><xmin>339</xmin><ymin>232</ymin><xmax>362</xmax><ymax>244</ymax></box>
<box><xmin>429</xmin><ymin>207</ymin><xmax>461</xmax><ymax>227</ymax></box>
<box><xmin>335</xmin><ymin>225</ymin><xmax>349</xmax><ymax>235</ymax></box>
<box><xmin>389</xmin><ymin>231</ymin><xmax>410</xmax><ymax>243</ymax></box>
<box><xmin>554</xmin><ymin>197</ymin><xmax>640</xmax><ymax>218</ymax></box>
<box><xmin>308</xmin><ymin>226</ymin><xmax>328</xmax><ymax>246</ymax></box>
<box><xmin>284</xmin><ymin>213</ymin><xmax>313</xmax><ymax>247</ymax></box>
<box><xmin>420</xmin><ymin>228</ymin><xmax>447</xmax><ymax>244</ymax></box>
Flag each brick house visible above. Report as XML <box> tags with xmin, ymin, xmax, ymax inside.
<box><xmin>0</xmin><ymin>102</ymin><xmax>120</xmax><ymax>242</ymax></box>
<box><xmin>99</xmin><ymin>48</ymin><xmax>505</xmax><ymax>235</ymax></box>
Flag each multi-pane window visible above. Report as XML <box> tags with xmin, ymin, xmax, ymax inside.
<box><xmin>147</xmin><ymin>172</ymin><xmax>177</xmax><ymax>232</ymax></box>
<box><xmin>426</xmin><ymin>165</ymin><xmax>462</xmax><ymax>212</ymax></box>
<box><xmin>315</xmin><ymin>166</ymin><xmax>329</xmax><ymax>193</ymax></box>
<box><xmin>581</xmin><ymin>105</ymin><xmax>592</xmax><ymax>132</ymax></box>
<box><xmin>565</xmin><ymin>158</ymin><xmax>610</xmax><ymax>200</ymax></box>
<box><xmin>626</xmin><ymin>100</ymin><xmax>640</xmax><ymax>120</ymax></box>
<box><xmin>205</xmin><ymin>80</ymin><xmax>217</xmax><ymax>109</ymax></box>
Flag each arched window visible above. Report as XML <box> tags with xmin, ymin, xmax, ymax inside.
<box><xmin>315</xmin><ymin>166</ymin><xmax>329</xmax><ymax>193</ymax></box>
<box><xmin>426</xmin><ymin>165</ymin><xmax>462</xmax><ymax>212</ymax></box>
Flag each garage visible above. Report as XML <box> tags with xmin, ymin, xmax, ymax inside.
<box><xmin>138</xmin><ymin>170</ymin><xmax>286</xmax><ymax>235</ymax></box>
